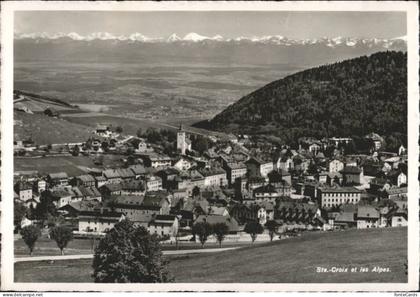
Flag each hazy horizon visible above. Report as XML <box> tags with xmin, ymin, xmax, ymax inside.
<box><xmin>15</xmin><ymin>11</ymin><xmax>406</xmax><ymax>39</ymax></box>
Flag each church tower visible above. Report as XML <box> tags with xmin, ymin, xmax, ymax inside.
<box><xmin>177</xmin><ymin>124</ymin><xmax>186</xmax><ymax>155</ymax></box>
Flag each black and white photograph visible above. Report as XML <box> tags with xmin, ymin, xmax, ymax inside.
<box><xmin>1</xmin><ymin>0</ymin><xmax>419</xmax><ymax>292</ymax></box>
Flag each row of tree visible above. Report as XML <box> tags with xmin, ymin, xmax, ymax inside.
<box><xmin>192</xmin><ymin>220</ymin><xmax>278</xmax><ymax>248</ymax></box>
<box><xmin>20</xmin><ymin>225</ymin><xmax>73</xmax><ymax>256</ymax></box>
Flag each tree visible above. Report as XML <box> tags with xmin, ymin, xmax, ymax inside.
<box><xmin>212</xmin><ymin>223</ymin><xmax>229</xmax><ymax>248</ymax></box>
<box><xmin>35</xmin><ymin>190</ymin><xmax>57</xmax><ymax>223</ymax></box>
<box><xmin>136</xmin><ymin>128</ymin><xmax>143</xmax><ymax>138</ymax></box>
<box><xmin>192</xmin><ymin>222</ymin><xmax>212</xmax><ymax>247</ymax></box>
<box><xmin>101</xmin><ymin>141</ymin><xmax>109</xmax><ymax>152</ymax></box>
<box><xmin>14</xmin><ymin>201</ymin><xmax>28</xmax><ymax>230</ymax></box>
<box><xmin>92</xmin><ymin>220</ymin><xmax>172</xmax><ymax>283</ymax></box>
<box><xmin>265</xmin><ymin>220</ymin><xmax>278</xmax><ymax>242</ymax></box>
<box><xmin>116</xmin><ymin>126</ymin><xmax>123</xmax><ymax>134</ymax></box>
<box><xmin>192</xmin><ymin>137</ymin><xmax>209</xmax><ymax>154</ymax></box>
<box><xmin>49</xmin><ymin>226</ymin><xmax>73</xmax><ymax>255</ymax></box>
<box><xmin>71</xmin><ymin>144</ymin><xmax>80</xmax><ymax>156</ymax></box>
<box><xmin>20</xmin><ymin>225</ymin><xmax>41</xmax><ymax>256</ymax></box>
<box><xmin>192</xmin><ymin>186</ymin><xmax>200</xmax><ymax>198</ymax></box>
<box><xmin>244</xmin><ymin>221</ymin><xmax>264</xmax><ymax>243</ymax></box>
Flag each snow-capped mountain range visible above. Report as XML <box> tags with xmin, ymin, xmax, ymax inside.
<box><xmin>14</xmin><ymin>31</ymin><xmax>407</xmax><ymax>48</ymax></box>
<box><xmin>15</xmin><ymin>32</ymin><xmax>406</xmax><ymax>67</ymax></box>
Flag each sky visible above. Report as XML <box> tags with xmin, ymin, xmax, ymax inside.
<box><xmin>15</xmin><ymin>11</ymin><xmax>406</xmax><ymax>39</ymax></box>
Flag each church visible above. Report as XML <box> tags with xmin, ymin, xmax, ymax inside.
<box><xmin>177</xmin><ymin>125</ymin><xmax>192</xmax><ymax>155</ymax></box>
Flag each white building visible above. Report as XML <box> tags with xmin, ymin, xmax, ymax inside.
<box><xmin>145</xmin><ymin>176</ymin><xmax>163</xmax><ymax>192</ymax></box>
<box><xmin>148</xmin><ymin>215</ymin><xmax>179</xmax><ymax>238</ymax></box>
<box><xmin>329</xmin><ymin>159</ymin><xmax>344</xmax><ymax>173</ymax></box>
<box><xmin>319</xmin><ymin>186</ymin><xmax>362</xmax><ymax>208</ymax></box>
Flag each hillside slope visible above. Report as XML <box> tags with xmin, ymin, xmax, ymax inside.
<box><xmin>14</xmin><ymin>227</ymin><xmax>407</xmax><ymax>283</ymax></box>
<box><xmin>195</xmin><ymin>51</ymin><xmax>407</xmax><ymax>146</ymax></box>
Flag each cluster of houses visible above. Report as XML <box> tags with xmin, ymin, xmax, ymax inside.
<box><xmin>14</xmin><ymin>128</ymin><xmax>408</xmax><ymax>241</ymax></box>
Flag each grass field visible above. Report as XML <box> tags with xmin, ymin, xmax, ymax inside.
<box><xmin>14</xmin><ymin>154</ymin><xmax>126</xmax><ymax>176</ymax></box>
<box><xmin>14</xmin><ymin>111</ymin><xmax>94</xmax><ymax>145</ymax></box>
<box><xmin>14</xmin><ymin>227</ymin><xmax>407</xmax><ymax>283</ymax></box>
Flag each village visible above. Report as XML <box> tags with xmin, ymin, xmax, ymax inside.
<box><xmin>13</xmin><ymin>114</ymin><xmax>408</xmax><ymax>250</ymax></box>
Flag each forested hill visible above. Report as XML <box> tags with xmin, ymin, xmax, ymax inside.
<box><xmin>194</xmin><ymin>51</ymin><xmax>407</xmax><ymax>146</ymax></box>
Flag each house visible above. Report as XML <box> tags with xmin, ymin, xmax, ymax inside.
<box><xmin>51</xmin><ymin>189</ymin><xmax>73</xmax><ymax>208</ymax></box>
<box><xmin>328</xmin><ymin>137</ymin><xmax>352</xmax><ymax>148</ymax></box>
<box><xmin>267</xmin><ymin>171</ymin><xmax>292</xmax><ymax>197</ymax></box>
<box><xmin>141</xmin><ymin>192</ymin><xmax>172</xmax><ymax>215</ymax></box>
<box><xmin>120</xmin><ymin>180</ymin><xmax>145</xmax><ymax>196</ymax></box>
<box><xmin>257</xmin><ymin>207</ymin><xmax>268</xmax><ymax>225</ymax></box>
<box><xmin>71</xmin><ymin>174</ymin><xmax>96</xmax><ymax>187</ymax></box>
<box><xmin>369</xmin><ymin>177</ymin><xmax>391</xmax><ymax>193</ymax></box>
<box><xmin>386</xmin><ymin>207</ymin><xmax>407</xmax><ymax>227</ymax></box>
<box><xmin>142</xmin><ymin>153</ymin><xmax>172</xmax><ymax>168</ymax></box>
<box><xmin>111</xmin><ymin>195</ymin><xmax>146</xmax><ymax>221</ymax></box>
<box><xmin>118</xmin><ymin>168</ymin><xmax>136</xmax><ymax>181</ymax></box>
<box><xmin>253</xmin><ymin>184</ymin><xmax>281</xmax><ymax>204</ymax></box>
<box><xmin>15</xmin><ymin>182</ymin><xmax>33</xmax><ymax>201</ymax></box>
<box><xmin>356</xmin><ymin>206</ymin><xmax>380</xmax><ymax>229</ymax></box>
<box><xmin>145</xmin><ymin>175</ymin><xmax>163</xmax><ymax>192</ymax></box>
<box><xmin>224</xmin><ymin>162</ymin><xmax>247</xmax><ymax>186</ymax></box>
<box><xmin>229</xmin><ymin>203</ymin><xmax>258</xmax><ymax>225</ymax></box>
<box><xmin>94</xmin><ymin>176</ymin><xmax>107</xmax><ymax>189</ymax></box>
<box><xmin>58</xmin><ymin>200</ymin><xmax>102</xmax><ymax>218</ymax></box>
<box><xmin>78</xmin><ymin>208</ymin><xmax>124</xmax><ymax>233</ymax></box>
<box><xmin>257</xmin><ymin>201</ymin><xmax>275</xmax><ymax>221</ymax></box>
<box><xmin>391</xmin><ymin>195</ymin><xmax>408</xmax><ymax>211</ymax></box>
<box><xmin>365</xmin><ymin>133</ymin><xmax>383</xmax><ymax>151</ymax></box>
<box><xmin>148</xmin><ymin>214</ymin><xmax>179</xmax><ymax>237</ymax></box>
<box><xmin>319</xmin><ymin>186</ymin><xmax>362</xmax><ymax>209</ymax></box>
<box><xmin>385</xmin><ymin>187</ymin><xmax>407</xmax><ymax>200</ymax></box>
<box><xmin>137</xmin><ymin>140</ymin><xmax>154</xmax><ymax>153</ymax></box>
<box><xmin>156</xmin><ymin>168</ymin><xmax>181</xmax><ymax>190</ymax></box>
<box><xmin>326</xmin><ymin>172</ymin><xmax>342</xmax><ymax>186</ymax></box>
<box><xmin>275</xmin><ymin>201</ymin><xmax>323</xmax><ymax>229</ymax></box>
<box><xmin>198</xmin><ymin>168</ymin><xmax>228</xmax><ymax>187</ymax></box>
<box><xmin>333</xmin><ymin>210</ymin><xmax>357</xmax><ymax>229</ymax></box>
<box><xmin>173</xmin><ymin>156</ymin><xmax>196</xmax><ymax>171</ymax></box>
<box><xmin>95</xmin><ymin>125</ymin><xmax>112</xmax><ymax>138</ymax></box>
<box><xmin>99</xmin><ymin>183</ymin><xmax>123</xmax><ymax>199</ymax></box>
<box><xmin>207</xmin><ymin>206</ymin><xmax>229</xmax><ymax>217</ymax></box>
<box><xmin>37</xmin><ymin>179</ymin><xmax>47</xmax><ymax>193</ymax></box>
<box><xmin>340</xmin><ymin>166</ymin><xmax>363</xmax><ymax>185</ymax></box>
<box><xmin>317</xmin><ymin>172</ymin><xmax>329</xmax><ymax>185</ymax></box>
<box><xmin>78</xmin><ymin>186</ymin><xmax>102</xmax><ymax>201</ymax></box>
<box><xmin>102</xmin><ymin>169</ymin><xmax>122</xmax><ymax>184</ymax></box>
<box><xmin>387</xmin><ymin>170</ymin><xmax>407</xmax><ymax>187</ymax></box>
<box><xmin>129</xmin><ymin>164</ymin><xmax>147</xmax><ymax>179</ymax></box>
<box><xmin>275</xmin><ymin>156</ymin><xmax>294</xmax><ymax>172</ymax></box>
<box><xmin>398</xmin><ymin>145</ymin><xmax>407</xmax><ymax>156</ymax></box>
<box><xmin>308</xmin><ymin>142</ymin><xmax>321</xmax><ymax>155</ymax></box>
<box><xmin>47</xmin><ymin>172</ymin><xmax>69</xmax><ymax>187</ymax></box>
<box><xmin>329</xmin><ymin>159</ymin><xmax>344</xmax><ymax>173</ymax></box>
<box><xmin>194</xmin><ymin>215</ymin><xmax>240</xmax><ymax>234</ymax></box>
<box><xmin>245</xmin><ymin>157</ymin><xmax>273</xmax><ymax>178</ymax></box>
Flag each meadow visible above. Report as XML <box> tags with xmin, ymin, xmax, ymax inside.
<box><xmin>14</xmin><ymin>61</ymin><xmax>297</xmax><ymax>122</ymax></box>
<box><xmin>14</xmin><ymin>227</ymin><xmax>407</xmax><ymax>283</ymax></box>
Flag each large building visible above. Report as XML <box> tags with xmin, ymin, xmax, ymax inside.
<box><xmin>245</xmin><ymin>157</ymin><xmax>273</xmax><ymax>178</ymax></box>
<box><xmin>319</xmin><ymin>186</ymin><xmax>362</xmax><ymax>209</ymax></box>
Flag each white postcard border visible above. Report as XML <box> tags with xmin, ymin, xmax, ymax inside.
<box><xmin>1</xmin><ymin>1</ymin><xmax>419</xmax><ymax>292</ymax></box>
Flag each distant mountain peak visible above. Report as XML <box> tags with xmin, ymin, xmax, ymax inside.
<box><xmin>183</xmin><ymin>32</ymin><xmax>210</xmax><ymax>42</ymax></box>
<box><xmin>167</xmin><ymin>33</ymin><xmax>181</xmax><ymax>42</ymax></box>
